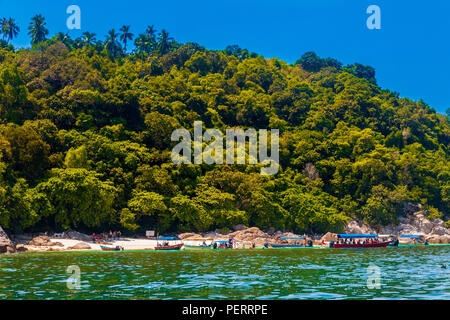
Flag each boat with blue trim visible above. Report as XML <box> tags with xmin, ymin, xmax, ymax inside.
<box><xmin>155</xmin><ymin>236</ymin><xmax>183</xmax><ymax>250</ymax></box>
<box><xmin>100</xmin><ymin>245</ymin><xmax>124</xmax><ymax>251</ymax></box>
<box><xmin>268</xmin><ymin>237</ymin><xmax>310</xmax><ymax>248</ymax></box>
<box><xmin>183</xmin><ymin>238</ymin><xmax>214</xmax><ymax>250</ymax></box>
<box><xmin>330</xmin><ymin>234</ymin><xmax>391</xmax><ymax>248</ymax></box>
<box><xmin>399</xmin><ymin>235</ymin><xmax>428</xmax><ymax>246</ymax></box>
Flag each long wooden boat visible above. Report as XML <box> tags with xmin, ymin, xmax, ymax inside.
<box><xmin>269</xmin><ymin>244</ymin><xmax>306</xmax><ymax>248</ymax></box>
<box><xmin>183</xmin><ymin>238</ymin><xmax>214</xmax><ymax>250</ymax></box>
<box><xmin>100</xmin><ymin>245</ymin><xmax>123</xmax><ymax>251</ymax></box>
<box><xmin>183</xmin><ymin>244</ymin><xmax>213</xmax><ymax>250</ymax></box>
<box><xmin>331</xmin><ymin>234</ymin><xmax>391</xmax><ymax>249</ymax></box>
<box><xmin>155</xmin><ymin>243</ymin><xmax>183</xmax><ymax>251</ymax></box>
<box><xmin>332</xmin><ymin>241</ymin><xmax>391</xmax><ymax>248</ymax></box>
<box><xmin>269</xmin><ymin>237</ymin><xmax>307</xmax><ymax>248</ymax></box>
<box><xmin>399</xmin><ymin>235</ymin><xmax>427</xmax><ymax>246</ymax></box>
<box><xmin>399</xmin><ymin>242</ymin><xmax>426</xmax><ymax>246</ymax></box>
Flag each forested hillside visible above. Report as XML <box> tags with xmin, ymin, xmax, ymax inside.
<box><xmin>0</xmin><ymin>20</ymin><xmax>448</xmax><ymax>234</ymax></box>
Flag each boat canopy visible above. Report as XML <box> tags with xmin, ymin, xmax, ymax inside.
<box><xmin>157</xmin><ymin>236</ymin><xmax>180</xmax><ymax>240</ymax></box>
<box><xmin>337</xmin><ymin>234</ymin><xmax>378</xmax><ymax>239</ymax></box>
<box><xmin>400</xmin><ymin>235</ymin><xmax>424</xmax><ymax>238</ymax></box>
<box><xmin>214</xmin><ymin>240</ymin><xmax>229</xmax><ymax>243</ymax></box>
<box><xmin>280</xmin><ymin>237</ymin><xmax>305</xmax><ymax>240</ymax></box>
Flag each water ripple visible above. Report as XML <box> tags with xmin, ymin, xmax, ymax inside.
<box><xmin>0</xmin><ymin>246</ymin><xmax>448</xmax><ymax>300</ymax></box>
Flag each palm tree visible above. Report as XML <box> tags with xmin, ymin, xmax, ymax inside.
<box><xmin>134</xmin><ymin>34</ymin><xmax>152</xmax><ymax>56</ymax></box>
<box><xmin>1</xmin><ymin>18</ymin><xmax>20</xmax><ymax>44</ymax></box>
<box><xmin>105</xmin><ymin>29</ymin><xmax>122</xmax><ymax>58</ymax></box>
<box><xmin>0</xmin><ymin>18</ymin><xmax>7</xmax><ymax>40</ymax></box>
<box><xmin>73</xmin><ymin>37</ymin><xmax>84</xmax><ymax>49</ymax></box>
<box><xmin>119</xmin><ymin>25</ymin><xmax>133</xmax><ymax>52</ymax></box>
<box><xmin>134</xmin><ymin>25</ymin><xmax>157</xmax><ymax>57</ymax></box>
<box><xmin>28</xmin><ymin>14</ymin><xmax>49</xmax><ymax>44</ymax></box>
<box><xmin>145</xmin><ymin>25</ymin><xmax>157</xmax><ymax>41</ymax></box>
<box><xmin>82</xmin><ymin>32</ymin><xmax>96</xmax><ymax>46</ymax></box>
<box><xmin>0</xmin><ymin>40</ymin><xmax>12</xmax><ymax>50</ymax></box>
<box><xmin>134</xmin><ymin>34</ymin><xmax>148</xmax><ymax>55</ymax></box>
<box><xmin>157</xmin><ymin>29</ymin><xmax>173</xmax><ymax>55</ymax></box>
<box><xmin>55</xmin><ymin>32</ymin><xmax>72</xmax><ymax>47</ymax></box>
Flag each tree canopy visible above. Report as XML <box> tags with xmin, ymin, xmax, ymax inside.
<box><xmin>0</xmin><ymin>18</ymin><xmax>448</xmax><ymax>234</ymax></box>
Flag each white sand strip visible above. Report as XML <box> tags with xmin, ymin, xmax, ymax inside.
<box><xmin>50</xmin><ymin>238</ymin><xmax>160</xmax><ymax>251</ymax></box>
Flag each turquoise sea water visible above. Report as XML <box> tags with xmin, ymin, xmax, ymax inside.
<box><xmin>0</xmin><ymin>246</ymin><xmax>449</xmax><ymax>300</ymax></box>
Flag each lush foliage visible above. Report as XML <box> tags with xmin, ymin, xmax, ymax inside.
<box><xmin>0</xmin><ymin>19</ymin><xmax>448</xmax><ymax>234</ymax></box>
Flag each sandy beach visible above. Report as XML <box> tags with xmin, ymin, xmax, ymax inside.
<box><xmin>48</xmin><ymin>238</ymin><xmax>161</xmax><ymax>251</ymax></box>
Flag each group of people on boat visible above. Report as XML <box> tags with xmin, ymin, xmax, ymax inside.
<box><xmin>336</xmin><ymin>238</ymin><xmax>380</xmax><ymax>245</ymax></box>
<box><xmin>92</xmin><ymin>231</ymin><xmax>122</xmax><ymax>243</ymax></box>
<box><xmin>213</xmin><ymin>238</ymin><xmax>234</xmax><ymax>249</ymax></box>
<box><xmin>210</xmin><ymin>238</ymin><xmax>257</xmax><ymax>249</ymax></box>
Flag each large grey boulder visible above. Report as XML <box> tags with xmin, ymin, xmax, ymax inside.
<box><xmin>67</xmin><ymin>242</ymin><xmax>92</xmax><ymax>250</ymax></box>
<box><xmin>64</xmin><ymin>230</ymin><xmax>91</xmax><ymax>241</ymax></box>
<box><xmin>410</xmin><ymin>213</ymin><xmax>434</xmax><ymax>234</ymax></box>
<box><xmin>344</xmin><ymin>220</ymin><xmax>376</xmax><ymax>234</ymax></box>
<box><xmin>321</xmin><ymin>232</ymin><xmax>338</xmax><ymax>242</ymax></box>
<box><xmin>431</xmin><ymin>226</ymin><xmax>450</xmax><ymax>236</ymax></box>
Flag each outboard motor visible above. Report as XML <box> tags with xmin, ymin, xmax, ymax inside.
<box><xmin>307</xmin><ymin>240</ymin><xmax>313</xmax><ymax>247</ymax></box>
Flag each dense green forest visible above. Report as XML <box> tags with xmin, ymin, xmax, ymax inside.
<box><xmin>0</xmin><ymin>16</ymin><xmax>448</xmax><ymax>234</ymax></box>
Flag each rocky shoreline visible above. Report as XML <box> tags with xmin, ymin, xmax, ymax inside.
<box><xmin>1</xmin><ymin>209</ymin><xmax>449</xmax><ymax>255</ymax></box>
<box><xmin>343</xmin><ymin>211</ymin><xmax>450</xmax><ymax>244</ymax></box>
<box><xmin>176</xmin><ymin>209</ymin><xmax>450</xmax><ymax>246</ymax></box>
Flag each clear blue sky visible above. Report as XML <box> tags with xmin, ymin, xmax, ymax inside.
<box><xmin>1</xmin><ymin>0</ymin><xmax>449</xmax><ymax>114</ymax></box>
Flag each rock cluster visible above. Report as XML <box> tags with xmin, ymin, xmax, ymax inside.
<box><xmin>0</xmin><ymin>226</ymin><xmax>15</xmax><ymax>254</ymax></box>
<box><xmin>67</xmin><ymin>242</ymin><xmax>92</xmax><ymax>250</ymax></box>
<box><xmin>184</xmin><ymin>226</ymin><xmax>307</xmax><ymax>247</ymax></box>
<box><xmin>344</xmin><ymin>220</ymin><xmax>376</xmax><ymax>234</ymax></box>
<box><xmin>321</xmin><ymin>232</ymin><xmax>338</xmax><ymax>242</ymax></box>
<box><xmin>28</xmin><ymin>236</ymin><xmax>63</xmax><ymax>247</ymax></box>
<box><xmin>228</xmin><ymin>227</ymin><xmax>269</xmax><ymax>241</ymax></box>
<box><xmin>178</xmin><ymin>233</ymin><xmax>202</xmax><ymax>240</ymax></box>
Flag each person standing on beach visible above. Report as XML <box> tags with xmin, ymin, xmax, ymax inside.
<box><xmin>92</xmin><ymin>233</ymin><xmax>96</xmax><ymax>243</ymax></box>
